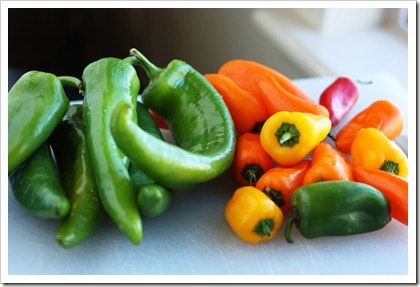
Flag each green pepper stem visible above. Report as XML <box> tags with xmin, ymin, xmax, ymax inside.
<box><xmin>279</xmin><ymin>132</ymin><xmax>292</xmax><ymax>145</ymax></box>
<box><xmin>285</xmin><ymin>207</ymin><xmax>298</xmax><ymax>243</ymax></box>
<box><xmin>129</xmin><ymin>48</ymin><xmax>162</xmax><ymax>79</ymax></box>
<box><xmin>58</xmin><ymin>76</ymin><xmax>82</xmax><ymax>89</ymax></box>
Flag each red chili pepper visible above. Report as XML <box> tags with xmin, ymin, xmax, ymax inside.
<box><xmin>233</xmin><ymin>133</ymin><xmax>273</xmax><ymax>186</ymax></box>
<box><xmin>319</xmin><ymin>77</ymin><xmax>359</xmax><ymax>127</ymax></box>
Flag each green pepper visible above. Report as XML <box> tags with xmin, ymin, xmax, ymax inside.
<box><xmin>8</xmin><ymin>71</ymin><xmax>70</xmax><ymax>173</ymax></box>
<box><xmin>137</xmin><ymin>184</ymin><xmax>172</xmax><ymax>218</ymax></box>
<box><xmin>111</xmin><ymin>49</ymin><xmax>236</xmax><ymax>189</ymax></box>
<box><xmin>50</xmin><ymin>104</ymin><xmax>104</xmax><ymax>248</ymax></box>
<box><xmin>82</xmin><ymin>57</ymin><xmax>142</xmax><ymax>245</ymax></box>
<box><xmin>9</xmin><ymin>142</ymin><xmax>70</xmax><ymax>219</ymax></box>
<box><xmin>128</xmin><ymin>101</ymin><xmax>172</xmax><ymax>217</ymax></box>
<box><xmin>285</xmin><ymin>180</ymin><xmax>391</xmax><ymax>243</ymax></box>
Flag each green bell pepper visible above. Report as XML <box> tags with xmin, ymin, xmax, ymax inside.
<box><xmin>82</xmin><ymin>57</ymin><xmax>142</xmax><ymax>245</ymax></box>
<box><xmin>111</xmin><ymin>49</ymin><xmax>236</xmax><ymax>190</ymax></box>
<box><xmin>285</xmin><ymin>180</ymin><xmax>391</xmax><ymax>243</ymax></box>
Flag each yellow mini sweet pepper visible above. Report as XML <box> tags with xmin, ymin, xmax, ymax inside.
<box><xmin>260</xmin><ymin>111</ymin><xmax>331</xmax><ymax>166</ymax></box>
<box><xmin>225</xmin><ymin>186</ymin><xmax>283</xmax><ymax>243</ymax></box>
<box><xmin>351</xmin><ymin>127</ymin><xmax>408</xmax><ymax>178</ymax></box>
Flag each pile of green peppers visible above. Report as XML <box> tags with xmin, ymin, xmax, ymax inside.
<box><xmin>8</xmin><ymin>49</ymin><xmax>236</xmax><ymax>247</ymax></box>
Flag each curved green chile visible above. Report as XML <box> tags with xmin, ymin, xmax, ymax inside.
<box><xmin>8</xmin><ymin>71</ymin><xmax>69</xmax><ymax>173</ymax></box>
<box><xmin>82</xmin><ymin>57</ymin><xmax>142</xmax><ymax>245</ymax></box>
<box><xmin>114</xmin><ymin>49</ymin><xmax>236</xmax><ymax>189</ymax></box>
<box><xmin>285</xmin><ymin>180</ymin><xmax>391</xmax><ymax>243</ymax></box>
<box><xmin>137</xmin><ymin>184</ymin><xmax>172</xmax><ymax>217</ymax></box>
<box><xmin>50</xmin><ymin>104</ymin><xmax>103</xmax><ymax>248</ymax></box>
<box><xmin>9</xmin><ymin>143</ymin><xmax>70</xmax><ymax>219</ymax></box>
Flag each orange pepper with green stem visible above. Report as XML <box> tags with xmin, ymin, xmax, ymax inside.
<box><xmin>233</xmin><ymin>133</ymin><xmax>273</xmax><ymax>186</ymax></box>
<box><xmin>257</xmin><ymin>74</ymin><xmax>330</xmax><ymax>118</ymax></box>
<box><xmin>351</xmin><ymin>128</ymin><xmax>408</xmax><ymax>178</ymax></box>
<box><xmin>260</xmin><ymin>111</ymin><xmax>331</xmax><ymax>166</ymax></box>
<box><xmin>218</xmin><ymin>59</ymin><xmax>312</xmax><ymax>102</ymax></box>
<box><xmin>353</xmin><ymin>166</ymin><xmax>408</xmax><ymax>225</ymax></box>
<box><xmin>303</xmin><ymin>142</ymin><xmax>353</xmax><ymax>184</ymax></box>
<box><xmin>334</xmin><ymin>100</ymin><xmax>403</xmax><ymax>154</ymax></box>
<box><xmin>256</xmin><ymin>160</ymin><xmax>311</xmax><ymax>213</ymax></box>
<box><xmin>225</xmin><ymin>186</ymin><xmax>284</xmax><ymax>243</ymax></box>
<box><xmin>205</xmin><ymin>73</ymin><xmax>269</xmax><ymax>134</ymax></box>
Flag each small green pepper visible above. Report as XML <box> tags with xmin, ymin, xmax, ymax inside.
<box><xmin>285</xmin><ymin>180</ymin><xmax>391</xmax><ymax>243</ymax></box>
<box><xmin>50</xmin><ymin>104</ymin><xmax>103</xmax><ymax>248</ymax></box>
<box><xmin>9</xmin><ymin>143</ymin><xmax>70</xmax><ymax>219</ymax></box>
<box><xmin>8</xmin><ymin>71</ymin><xmax>70</xmax><ymax>173</ymax></box>
<box><xmin>111</xmin><ymin>49</ymin><xmax>236</xmax><ymax>190</ymax></box>
<box><xmin>82</xmin><ymin>57</ymin><xmax>142</xmax><ymax>245</ymax></box>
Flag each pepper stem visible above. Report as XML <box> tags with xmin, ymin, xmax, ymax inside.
<box><xmin>58</xmin><ymin>76</ymin><xmax>82</xmax><ymax>89</ymax></box>
<box><xmin>285</xmin><ymin>207</ymin><xmax>298</xmax><ymax>243</ymax></box>
<box><xmin>129</xmin><ymin>48</ymin><xmax>162</xmax><ymax>79</ymax></box>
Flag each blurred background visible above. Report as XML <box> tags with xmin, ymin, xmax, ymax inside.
<box><xmin>8</xmin><ymin>8</ymin><xmax>408</xmax><ymax>99</ymax></box>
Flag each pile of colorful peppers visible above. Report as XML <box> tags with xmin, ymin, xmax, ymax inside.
<box><xmin>205</xmin><ymin>61</ymin><xmax>408</xmax><ymax>244</ymax></box>
<box><xmin>8</xmin><ymin>49</ymin><xmax>236</xmax><ymax>247</ymax></box>
<box><xmin>8</xmin><ymin>48</ymin><xmax>408</xmax><ymax>248</ymax></box>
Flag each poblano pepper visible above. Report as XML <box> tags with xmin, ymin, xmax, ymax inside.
<box><xmin>111</xmin><ymin>49</ymin><xmax>236</xmax><ymax>189</ymax></box>
<box><xmin>285</xmin><ymin>180</ymin><xmax>391</xmax><ymax>243</ymax></box>
<box><xmin>82</xmin><ymin>57</ymin><xmax>142</xmax><ymax>245</ymax></box>
<box><xmin>8</xmin><ymin>71</ymin><xmax>70</xmax><ymax>173</ymax></box>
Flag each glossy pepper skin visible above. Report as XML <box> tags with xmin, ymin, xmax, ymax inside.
<box><xmin>82</xmin><ymin>57</ymin><xmax>142</xmax><ymax>245</ymax></box>
<box><xmin>128</xmin><ymin>101</ymin><xmax>172</xmax><ymax>217</ymax></box>
<box><xmin>233</xmin><ymin>133</ymin><xmax>273</xmax><ymax>186</ymax></box>
<box><xmin>8</xmin><ymin>71</ymin><xmax>69</xmax><ymax>173</ymax></box>
<box><xmin>256</xmin><ymin>160</ymin><xmax>311</xmax><ymax>213</ymax></box>
<box><xmin>285</xmin><ymin>181</ymin><xmax>391</xmax><ymax>243</ymax></box>
<box><xmin>351</xmin><ymin>128</ymin><xmax>408</xmax><ymax>178</ymax></box>
<box><xmin>260</xmin><ymin>111</ymin><xmax>331</xmax><ymax>166</ymax></box>
<box><xmin>319</xmin><ymin>77</ymin><xmax>359</xmax><ymax>127</ymax></box>
<box><xmin>353</xmin><ymin>166</ymin><xmax>408</xmax><ymax>225</ymax></box>
<box><xmin>303</xmin><ymin>142</ymin><xmax>353</xmax><ymax>184</ymax></box>
<box><xmin>50</xmin><ymin>104</ymin><xmax>103</xmax><ymax>248</ymax></box>
<box><xmin>225</xmin><ymin>186</ymin><xmax>284</xmax><ymax>243</ymax></box>
<box><xmin>334</xmin><ymin>99</ymin><xmax>403</xmax><ymax>154</ymax></box>
<box><xmin>113</xmin><ymin>49</ymin><xmax>236</xmax><ymax>189</ymax></box>
<box><xmin>9</xmin><ymin>143</ymin><xmax>70</xmax><ymax>219</ymax></box>
<box><xmin>205</xmin><ymin>73</ymin><xmax>269</xmax><ymax>134</ymax></box>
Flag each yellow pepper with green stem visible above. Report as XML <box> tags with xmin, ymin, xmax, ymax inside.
<box><xmin>260</xmin><ymin>111</ymin><xmax>331</xmax><ymax>166</ymax></box>
<box><xmin>351</xmin><ymin>128</ymin><xmax>408</xmax><ymax>178</ymax></box>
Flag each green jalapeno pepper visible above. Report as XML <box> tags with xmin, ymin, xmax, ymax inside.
<box><xmin>82</xmin><ymin>57</ymin><xmax>142</xmax><ymax>245</ymax></box>
<box><xmin>111</xmin><ymin>49</ymin><xmax>236</xmax><ymax>190</ymax></box>
<box><xmin>9</xmin><ymin>142</ymin><xmax>70</xmax><ymax>219</ymax></box>
<box><xmin>50</xmin><ymin>104</ymin><xmax>103</xmax><ymax>248</ymax></box>
<box><xmin>8</xmin><ymin>71</ymin><xmax>70</xmax><ymax>173</ymax></box>
<box><xmin>285</xmin><ymin>180</ymin><xmax>391</xmax><ymax>243</ymax></box>
<box><xmin>128</xmin><ymin>101</ymin><xmax>172</xmax><ymax>217</ymax></box>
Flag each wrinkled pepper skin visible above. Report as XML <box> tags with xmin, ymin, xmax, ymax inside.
<box><xmin>285</xmin><ymin>181</ymin><xmax>391</xmax><ymax>243</ymax></box>
<box><xmin>113</xmin><ymin>49</ymin><xmax>236</xmax><ymax>189</ymax></box>
<box><xmin>82</xmin><ymin>57</ymin><xmax>142</xmax><ymax>245</ymax></box>
<box><xmin>50</xmin><ymin>104</ymin><xmax>103</xmax><ymax>248</ymax></box>
<box><xmin>8</xmin><ymin>71</ymin><xmax>69</xmax><ymax>173</ymax></box>
<box><xmin>9</xmin><ymin>143</ymin><xmax>70</xmax><ymax>219</ymax></box>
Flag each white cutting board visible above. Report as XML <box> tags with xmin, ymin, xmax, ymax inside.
<box><xmin>6</xmin><ymin>73</ymin><xmax>412</xmax><ymax>282</ymax></box>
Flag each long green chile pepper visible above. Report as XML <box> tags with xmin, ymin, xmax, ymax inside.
<box><xmin>112</xmin><ymin>49</ymin><xmax>236</xmax><ymax>189</ymax></box>
<box><xmin>82</xmin><ymin>57</ymin><xmax>142</xmax><ymax>245</ymax></box>
<box><xmin>50</xmin><ymin>104</ymin><xmax>103</xmax><ymax>248</ymax></box>
<box><xmin>285</xmin><ymin>180</ymin><xmax>391</xmax><ymax>243</ymax></box>
<box><xmin>128</xmin><ymin>101</ymin><xmax>172</xmax><ymax>217</ymax></box>
<box><xmin>8</xmin><ymin>71</ymin><xmax>70</xmax><ymax>173</ymax></box>
<box><xmin>9</xmin><ymin>142</ymin><xmax>70</xmax><ymax>218</ymax></box>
